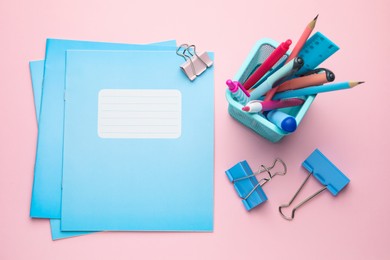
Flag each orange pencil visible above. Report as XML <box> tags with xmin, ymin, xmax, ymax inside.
<box><xmin>285</xmin><ymin>15</ymin><xmax>319</xmax><ymax>64</ymax></box>
<box><xmin>264</xmin><ymin>69</ymin><xmax>335</xmax><ymax>101</ymax></box>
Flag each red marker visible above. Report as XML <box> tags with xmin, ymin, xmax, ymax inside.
<box><xmin>243</xmin><ymin>39</ymin><xmax>292</xmax><ymax>90</ymax></box>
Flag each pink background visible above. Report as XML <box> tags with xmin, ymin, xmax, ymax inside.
<box><xmin>1</xmin><ymin>0</ymin><xmax>389</xmax><ymax>259</ymax></box>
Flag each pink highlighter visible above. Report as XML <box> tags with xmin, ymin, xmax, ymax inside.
<box><xmin>243</xmin><ymin>39</ymin><xmax>292</xmax><ymax>90</ymax></box>
<box><xmin>242</xmin><ymin>98</ymin><xmax>305</xmax><ymax>113</ymax></box>
<box><xmin>226</xmin><ymin>79</ymin><xmax>250</xmax><ymax>104</ymax></box>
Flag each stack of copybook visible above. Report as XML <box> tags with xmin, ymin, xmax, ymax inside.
<box><xmin>29</xmin><ymin>39</ymin><xmax>215</xmax><ymax>240</ymax></box>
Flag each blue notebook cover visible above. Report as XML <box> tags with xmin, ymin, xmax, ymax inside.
<box><xmin>61</xmin><ymin>50</ymin><xmax>214</xmax><ymax>231</ymax></box>
<box><xmin>30</xmin><ymin>60</ymin><xmax>91</xmax><ymax>240</ymax></box>
<box><xmin>30</xmin><ymin>40</ymin><xmax>176</xmax><ymax>239</ymax></box>
<box><xmin>29</xmin><ymin>61</ymin><xmax>44</xmax><ymax>119</ymax></box>
<box><xmin>30</xmin><ymin>39</ymin><xmax>177</xmax><ymax>219</ymax></box>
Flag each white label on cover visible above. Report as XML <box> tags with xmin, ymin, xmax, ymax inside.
<box><xmin>98</xmin><ymin>89</ymin><xmax>181</xmax><ymax>139</ymax></box>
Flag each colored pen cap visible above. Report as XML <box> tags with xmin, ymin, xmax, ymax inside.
<box><xmin>293</xmin><ymin>57</ymin><xmax>304</xmax><ymax>69</ymax></box>
<box><xmin>281</xmin><ymin>39</ymin><xmax>292</xmax><ymax>50</ymax></box>
<box><xmin>302</xmin><ymin>149</ymin><xmax>350</xmax><ymax>196</ymax></box>
<box><xmin>226</xmin><ymin>79</ymin><xmax>250</xmax><ymax>97</ymax></box>
<box><xmin>265</xmin><ymin>110</ymin><xmax>297</xmax><ymax>133</ymax></box>
<box><xmin>272</xmin><ymin>57</ymin><xmax>304</xmax><ymax>87</ymax></box>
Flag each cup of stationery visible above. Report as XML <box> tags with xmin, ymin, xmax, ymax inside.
<box><xmin>225</xmin><ymin>38</ymin><xmax>316</xmax><ymax>142</ymax></box>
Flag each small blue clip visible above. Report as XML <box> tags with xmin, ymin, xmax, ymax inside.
<box><xmin>225</xmin><ymin>159</ymin><xmax>287</xmax><ymax>211</ymax></box>
<box><xmin>303</xmin><ymin>149</ymin><xmax>350</xmax><ymax>196</ymax></box>
<box><xmin>279</xmin><ymin>149</ymin><xmax>350</xmax><ymax>220</ymax></box>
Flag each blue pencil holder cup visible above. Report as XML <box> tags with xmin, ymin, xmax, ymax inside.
<box><xmin>226</xmin><ymin>38</ymin><xmax>316</xmax><ymax>143</ymax></box>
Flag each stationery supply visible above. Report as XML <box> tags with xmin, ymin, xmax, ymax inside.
<box><xmin>279</xmin><ymin>149</ymin><xmax>350</xmax><ymax>220</ymax></box>
<box><xmin>242</xmin><ymin>98</ymin><xmax>305</xmax><ymax>113</ymax></box>
<box><xmin>225</xmin><ymin>15</ymin><xmax>361</xmax><ymax>142</ymax></box>
<box><xmin>61</xmin><ymin>49</ymin><xmax>214</xmax><ymax>231</ymax></box>
<box><xmin>226</xmin><ymin>38</ymin><xmax>315</xmax><ymax>142</ymax></box>
<box><xmin>272</xmin><ymin>81</ymin><xmax>364</xmax><ymax>100</ymax></box>
<box><xmin>29</xmin><ymin>39</ymin><xmax>214</xmax><ymax>239</ymax></box>
<box><xmin>243</xmin><ymin>39</ymin><xmax>292</xmax><ymax>90</ymax></box>
<box><xmin>264</xmin><ymin>110</ymin><xmax>298</xmax><ymax>133</ymax></box>
<box><xmin>264</xmin><ymin>68</ymin><xmax>335</xmax><ymax>101</ymax></box>
<box><xmin>176</xmin><ymin>44</ymin><xmax>213</xmax><ymax>81</ymax></box>
<box><xmin>285</xmin><ymin>15</ymin><xmax>318</xmax><ymax>64</ymax></box>
<box><xmin>295</xmin><ymin>32</ymin><xmax>340</xmax><ymax>74</ymax></box>
<box><xmin>225</xmin><ymin>149</ymin><xmax>351</xmax><ymax>218</ymax></box>
<box><xmin>225</xmin><ymin>159</ymin><xmax>287</xmax><ymax>211</ymax></box>
<box><xmin>226</xmin><ymin>80</ymin><xmax>250</xmax><ymax>104</ymax></box>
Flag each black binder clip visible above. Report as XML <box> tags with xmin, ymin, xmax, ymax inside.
<box><xmin>225</xmin><ymin>159</ymin><xmax>287</xmax><ymax>211</ymax></box>
<box><xmin>176</xmin><ymin>44</ymin><xmax>213</xmax><ymax>81</ymax></box>
<box><xmin>279</xmin><ymin>149</ymin><xmax>350</xmax><ymax>220</ymax></box>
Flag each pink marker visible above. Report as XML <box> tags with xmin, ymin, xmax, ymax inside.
<box><xmin>226</xmin><ymin>79</ymin><xmax>250</xmax><ymax>104</ymax></box>
<box><xmin>242</xmin><ymin>98</ymin><xmax>305</xmax><ymax>113</ymax></box>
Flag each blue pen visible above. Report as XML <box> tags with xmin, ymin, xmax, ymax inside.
<box><xmin>272</xmin><ymin>81</ymin><xmax>363</xmax><ymax>99</ymax></box>
<box><xmin>264</xmin><ymin>110</ymin><xmax>297</xmax><ymax>133</ymax></box>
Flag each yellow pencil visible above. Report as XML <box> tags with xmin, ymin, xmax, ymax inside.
<box><xmin>285</xmin><ymin>14</ymin><xmax>319</xmax><ymax>63</ymax></box>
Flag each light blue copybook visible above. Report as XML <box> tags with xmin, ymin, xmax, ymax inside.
<box><xmin>30</xmin><ymin>40</ymin><xmax>176</xmax><ymax>240</ymax></box>
<box><xmin>30</xmin><ymin>60</ymin><xmax>90</xmax><ymax>240</ymax></box>
<box><xmin>61</xmin><ymin>50</ymin><xmax>214</xmax><ymax>231</ymax></box>
<box><xmin>31</xmin><ymin>39</ymin><xmax>177</xmax><ymax>219</ymax></box>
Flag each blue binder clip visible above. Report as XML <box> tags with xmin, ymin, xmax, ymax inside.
<box><xmin>279</xmin><ymin>149</ymin><xmax>350</xmax><ymax>220</ymax></box>
<box><xmin>225</xmin><ymin>159</ymin><xmax>287</xmax><ymax>211</ymax></box>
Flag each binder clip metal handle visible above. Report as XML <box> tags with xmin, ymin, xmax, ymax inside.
<box><xmin>238</xmin><ymin>159</ymin><xmax>287</xmax><ymax>201</ymax></box>
<box><xmin>176</xmin><ymin>43</ymin><xmax>213</xmax><ymax>81</ymax></box>
<box><xmin>225</xmin><ymin>158</ymin><xmax>287</xmax><ymax>211</ymax></box>
<box><xmin>279</xmin><ymin>173</ymin><xmax>327</xmax><ymax>220</ymax></box>
<box><xmin>279</xmin><ymin>149</ymin><xmax>350</xmax><ymax>220</ymax></box>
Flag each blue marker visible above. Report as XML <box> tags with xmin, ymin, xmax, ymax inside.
<box><xmin>264</xmin><ymin>110</ymin><xmax>297</xmax><ymax>132</ymax></box>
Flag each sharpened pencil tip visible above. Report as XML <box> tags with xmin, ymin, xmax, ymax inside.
<box><xmin>350</xmin><ymin>81</ymin><xmax>365</xmax><ymax>88</ymax></box>
<box><xmin>309</xmin><ymin>14</ymin><xmax>319</xmax><ymax>28</ymax></box>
